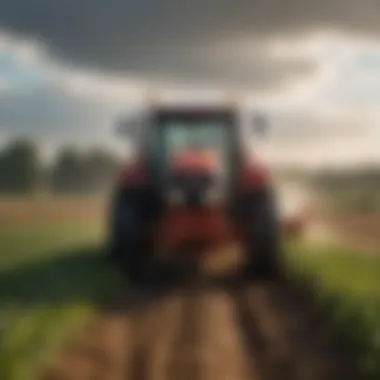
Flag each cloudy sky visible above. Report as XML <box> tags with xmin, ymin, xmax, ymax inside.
<box><xmin>1</xmin><ymin>0</ymin><xmax>380</xmax><ymax>167</ymax></box>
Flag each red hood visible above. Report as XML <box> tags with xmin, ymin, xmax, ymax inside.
<box><xmin>170</xmin><ymin>149</ymin><xmax>219</xmax><ymax>173</ymax></box>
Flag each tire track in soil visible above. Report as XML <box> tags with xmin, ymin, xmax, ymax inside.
<box><xmin>128</xmin><ymin>290</ymin><xmax>186</xmax><ymax>380</ymax></box>
<box><xmin>233</xmin><ymin>280</ymin><xmax>360</xmax><ymax>380</ymax></box>
<box><xmin>197</xmin><ymin>287</ymin><xmax>254</xmax><ymax>380</ymax></box>
<box><xmin>166</xmin><ymin>286</ymin><xmax>202</xmax><ymax>380</ymax></box>
<box><xmin>42</xmin><ymin>312</ymin><xmax>132</xmax><ymax>380</ymax></box>
<box><xmin>41</xmin><ymin>278</ymin><xmax>361</xmax><ymax>380</ymax></box>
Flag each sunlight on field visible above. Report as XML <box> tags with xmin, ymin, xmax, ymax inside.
<box><xmin>286</xmin><ymin>240</ymin><xmax>380</xmax><ymax>376</ymax></box>
<box><xmin>0</xmin><ymin>197</ymin><xmax>124</xmax><ymax>380</ymax></box>
<box><xmin>0</xmin><ymin>195</ymin><xmax>108</xmax><ymax>229</ymax></box>
<box><xmin>201</xmin><ymin>244</ymin><xmax>244</xmax><ymax>276</ymax></box>
<box><xmin>287</xmin><ymin>241</ymin><xmax>380</xmax><ymax>298</ymax></box>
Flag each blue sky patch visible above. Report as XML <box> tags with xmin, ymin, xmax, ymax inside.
<box><xmin>0</xmin><ymin>51</ymin><xmax>47</xmax><ymax>90</ymax></box>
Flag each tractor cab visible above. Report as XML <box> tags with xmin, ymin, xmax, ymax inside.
<box><xmin>117</xmin><ymin>105</ymin><xmax>268</xmax><ymax>207</ymax></box>
<box><xmin>147</xmin><ymin>107</ymin><xmax>240</xmax><ymax>207</ymax></box>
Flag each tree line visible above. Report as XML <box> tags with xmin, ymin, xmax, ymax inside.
<box><xmin>315</xmin><ymin>168</ymin><xmax>380</xmax><ymax>189</ymax></box>
<box><xmin>2</xmin><ymin>138</ymin><xmax>379</xmax><ymax>196</ymax></box>
<box><xmin>0</xmin><ymin>139</ymin><xmax>122</xmax><ymax>195</ymax></box>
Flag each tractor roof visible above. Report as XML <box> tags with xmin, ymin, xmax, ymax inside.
<box><xmin>150</xmin><ymin>105</ymin><xmax>238</xmax><ymax>120</ymax></box>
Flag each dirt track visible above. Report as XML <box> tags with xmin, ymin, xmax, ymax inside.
<box><xmin>42</xmin><ymin>276</ymin><xmax>359</xmax><ymax>380</ymax></box>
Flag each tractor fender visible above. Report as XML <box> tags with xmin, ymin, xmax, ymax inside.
<box><xmin>118</xmin><ymin>158</ymin><xmax>146</xmax><ymax>188</ymax></box>
<box><xmin>239</xmin><ymin>160</ymin><xmax>271</xmax><ymax>192</ymax></box>
<box><xmin>109</xmin><ymin>189</ymin><xmax>143</xmax><ymax>241</ymax></box>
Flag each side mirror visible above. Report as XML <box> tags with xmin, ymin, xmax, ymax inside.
<box><xmin>251</xmin><ymin>112</ymin><xmax>269</xmax><ymax>137</ymax></box>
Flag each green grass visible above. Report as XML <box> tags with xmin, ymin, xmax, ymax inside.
<box><xmin>285</xmin><ymin>240</ymin><xmax>380</xmax><ymax>379</ymax></box>
<box><xmin>0</xmin><ymin>220</ymin><xmax>124</xmax><ymax>380</ymax></box>
<box><xmin>2</xmin><ymin>198</ymin><xmax>379</xmax><ymax>380</ymax></box>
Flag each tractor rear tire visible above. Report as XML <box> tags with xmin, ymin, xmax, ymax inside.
<box><xmin>245</xmin><ymin>191</ymin><xmax>281</xmax><ymax>281</ymax></box>
<box><xmin>107</xmin><ymin>189</ymin><xmax>156</xmax><ymax>286</ymax></box>
<box><xmin>107</xmin><ymin>238</ymin><xmax>179</xmax><ymax>288</ymax></box>
<box><xmin>107</xmin><ymin>238</ymin><xmax>149</xmax><ymax>285</ymax></box>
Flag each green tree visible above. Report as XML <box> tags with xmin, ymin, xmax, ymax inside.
<box><xmin>50</xmin><ymin>146</ymin><xmax>121</xmax><ymax>194</ymax></box>
<box><xmin>0</xmin><ymin>139</ymin><xmax>41</xmax><ymax>194</ymax></box>
<box><xmin>50</xmin><ymin>148</ymin><xmax>85</xmax><ymax>194</ymax></box>
<box><xmin>83</xmin><ymin>148</ymin><xmax>121</xmax><ymax>193</ymax></box>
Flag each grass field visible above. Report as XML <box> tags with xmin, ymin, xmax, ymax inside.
<box><xmin>285</xmin><ymin>240</ymin><xmax>380</xmax><ymax>378</ymax></box>
<box><xmin>1</xmin><ymin>196</ymin><xmax>380</xmax><ymax>380</ymax></box>
<box><xmin>0</xmin><ymin>197</ymin><xmax>124</xmax><ymax>380</ymax></box>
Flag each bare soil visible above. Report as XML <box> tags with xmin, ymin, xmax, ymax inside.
<box><xmin>0</xmin><ymin>196</ymin><xmax>107</xmax><ymax>228</ymax></box>
<box><xmin>41</xmin><ymin>277</ymin><xmax>360</xmax><ymax>380</ymax></box>
<box><xmin>313</xmin><ymin>209</ymin><xmax>380</xmax><ymax>253</ymax></box>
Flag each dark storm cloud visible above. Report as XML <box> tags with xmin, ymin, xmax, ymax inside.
<box><xmin>140</xmin><ymin>52</ymin><xmax>317</xmax><ymax>90</ymax></box>
<box><xmin>2</xmin><ymin>0</ymin><xmax>378</xmax><ymax>87</ymax></box>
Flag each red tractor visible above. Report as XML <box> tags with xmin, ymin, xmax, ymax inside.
<box><xmin>107</xmin><ymin>103</ymin><xmax>282</xmax><ymax>284</ymax></box>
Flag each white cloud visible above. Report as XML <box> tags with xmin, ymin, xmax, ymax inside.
<box><xmin>0</xmin><ymin>76</ymin><xmax>11</xmax><ymax>92</ymax></box>
<box><xmin>49</xmin><ymin>68</ymin><xmax>147</xmax><ymax>104</ymax></box>
<box><xmin>0</xmin><ymin>30</ymin><xmax>48</xmax><ymax>68</ymax></box>
<box><xmin>0</xmin><ymin>31</ymin><xmax>147</xmax><ymax>104</ymax></box>
<box><xmin>1</xmin><ymin>30</ymin><xmax>380</xmax><ymax>167</ymax></box>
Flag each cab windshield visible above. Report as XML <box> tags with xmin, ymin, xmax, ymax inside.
<box><xmin>148</xmin><ymin>116</ymin><xmax>234</xmax><ymax>181</ymax></box>
<box><xmin>164</xmin><ymin>120</ymin><xmax>227</xmax><ymax>153</ymax></box>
